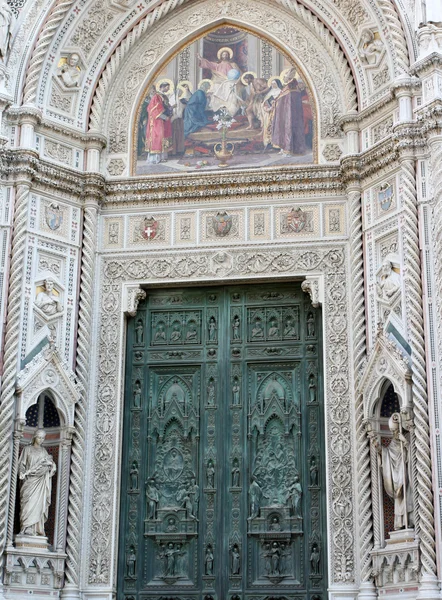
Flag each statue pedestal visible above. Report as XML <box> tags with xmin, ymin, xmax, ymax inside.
<box><xmin>3</xmin><ymin>537</ymin><xmax>66</xmax><ymax>599</ymax></box>
<box><xmin>371</xmin><ymin>529</ymin><xmax>419</xmax><ymax>598</ymax></box>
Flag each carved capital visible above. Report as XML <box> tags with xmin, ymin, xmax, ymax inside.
<box><xmin>123</xmin><ymin>284</ymin><xmax>147</xmax><ymax>317</ymax></box>
<box><xmin>301</xmin><ymin>276</ymin><xmax>324</xmax><ymax>308</ymax></box>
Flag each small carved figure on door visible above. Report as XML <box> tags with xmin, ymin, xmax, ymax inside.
<box><xmin>287</xmin><ymin>475</ymin><xmax>302</xmax><ymax>517</ymax></box>
<box><xmin>205</xmin><ymin>544</ymin><xmax>214</xmax><ymax>575</ymax></box>
<box><xmin>232</xmin><ymin>458</ymin><xmax>240</xmax><ymax>487</ymax></box>
<box><xmin>249</xmin><ymin>476</ymin><xmax>263</xmax><ymax>518</ymax></box>
<box><xmin>135</xmin><ymin>319</ymin><xmax>144</xmax><ymax>344</ymax></box>
<box><xmin>310</xmin><ymin>544</ymin><xmax>320</xmax><ymax>574</ymax></box>
<box><xmin>251</xmin><ymin>319</ymin><xmax>264</xmax><ymax>339</ymax></box>
<box><xmin>310</xmin><ymin>456</ymin><xmax>319</xmax><ymax>486</ymax></box>
<box><xmin>308</xmin><ymin>374</ymin><xmax>317</xmax><ymax>403</ymax></box>
<box><xmin>270</xmin><ymin>515</ymin><xmax>281</xmax><ymax>531</ymax></box>
<box><xmin>170</xmin><ymin>324</ymin><xmax>182</xmax><ymax>342</ymax></box>
<box><xmin>155</xmin><ymin>323</ymin><xmax>166</xmax><ymax>342</ymax></box>
<box><xmin>232</xmin><ymin>315</ymin><xmax>240</xmax><ymax>340</ymax></box>
<box><xmin>268</xmin><ymin>319</ymin><xmax>279</xmax><ymax>338</ymax></box>
<box><xmin>284</xmin><ymin>317</ymin><xmax>297</xmax><ymax>338</ymax></box>
<box><xmin>232</xmin><ymin>379</ymin><xmax>240</xmax><ymax>405</ymax></box>
<box><xmin>207</xmin><ymin>378</ymin><xmax>216</xmax><ymax>406</ymax></box>
<box><xmin>130</xmin><ymin>461</ymin><xmax>139</xmax><ymax>490</ymax></box>
<box><xmin>307</xmin><ymin>312</ymin><xmax>315</xmax><ymax>337</ymax></box>
<box><xmin>133</xmin><ymin>380</ymin><xmax>142</xmax><ymax>408</ymax></box>
<box><xmin>231</xmin><ymin>544</ymin><xmax>241</xmax><ymax>575</ymax></box>
<box><xmin>206</xmin><ymin>460</ymin><xmax>215</xmax><ymax>488</ymax></box>
<box><xmin>186</xmin><ymin>323</ymin><xmax>198</xmax><ymax>342</ymax></box>
<box><xmin>146</xmin><ymin>477</ymin><xmax>159</xmax><ymax>519</ymax></box>
<box><xmin>126</xmin><ymin>546</ymin><xmax>136</xmax><ymax>578</ymax></box>
<box><xmin>208</xmin><ymin>316</ymin><xmax>217</xmax><ymax>342</ymax></box>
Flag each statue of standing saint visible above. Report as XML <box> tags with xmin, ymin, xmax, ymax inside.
<box><xmin>18</xmin><ymin>429</ymin><xmax>56</xmax><ymax>536</ymax></box>
<box><xmin>370</xmin><ymin>412</ymin><xmax>414</xmax><ymax>530</ymax></box>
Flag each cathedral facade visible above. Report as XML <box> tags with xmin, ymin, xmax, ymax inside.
<box><xmin>0</xmin><ymin>0</ymin><xmax>442</xmax><ymax>599</ymax></box>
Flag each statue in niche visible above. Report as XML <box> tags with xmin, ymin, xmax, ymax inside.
<box><xmin>369</xmin><ymin>412</ymin><xmax>414</xmax><ymax>530</ymax></box>
<box><xmin>146</xmin><ymin>477</ymin><xmax>159</xmax><ymax>520</ymax></box>
<box><xmin>205</xmin><ymin>544</ymin><xmax>214</xmax><ymax>575</ymax></box>
<box><xmin>270</xmin><ymin>516</ymin><xmax>281</xmax><ymax>531</ymax></box>
<box><xmin>130</xmin><ymin>461</ymin><xmax>139</xmax><ymax>490</ymax></box>
<box><xmin>231</xmin><ymin>544</ymin><xmax>241</xmax><ymax>575</ymax></box>
<box><xmin>207</xmin><ymin>378</ymin><xmax>215</xmax><ymax>406</ymax></box>
<box><xmin>186</xmin><ymin>323</ymin><xmax>197</xmax><ymax>341</ymax></box>
<box><xmin>57</xmin><ymin>53</ymin><xmax>82</xmax><ymax>87</ymax></box>
<box><xmin>170</xmin><ymin>324</ymin><xmax>182</xmax><ymax>342</ymax></box>
<box><xmin>177</xmin><ymin>484</ymin><xmax>196</xmax><ymax>519</ymax></box>
<box><xmin>189</xmin><ymin>478</ymin><xmax>199</xmax><ymax>518</ymax></box>
<box><xmin>135</xmin><ymin>319</ymin><xmax>144</xmax><ymax>344</ymax></box>
<box><xmin>232</xmin><ymin>315</ymin><xmax>240</xmax><ymax>340</ymax></box>
<box><xmin>284</xmin><ymin>317</ymin><xmax>297</xmax><ymax>337</ymax></box>
<box><xmin>18</xmin><ymin>429</ymin><xmax>56</xmax><ymax>536</ymax></box>
<box><xmin>309</xmin><ymin>374</ymin><xmax>317</xmax><ymax>403</ymax></box>
<box><xmin>287</xmin><ymin>475</ymin><xmax>302</xmax><ymax>517</ymax></box>
<box><xmin>358</xmin><ymin>29</ymin><xmax>383</xmax><ymax>66</ymax></box>
<box><xmin>307</xmin><ymin>312</ymin><xmax>315</xmax><ymax>337</ymax></box>
<box><xmin>166</xmin><ymin>517</ymin><xmax>177</xmax><ymax>532</ymax></box>
<box><xmin>232</xmin><ymin>458</ymin><xmax>240</xmax><ymax>487</ymax></box>
<box><xmin>249</xmin><ymin>476</ymin><xmax>263</xmax><ymax>518</ymax></box>
<box><xmin>310</xmin><ymin>544</ymin><xmax>320</xmax><ymax>574</ymax></box>
<box><xmin>206</xmin><ymin>460</ymin><xmax>215</xmax><ymax>488</ymax></box>
<box><xmin>126</xmin><ymin>546</ymin><xmax>136</xmax><ymax>578</ymax></box>
<box><xmin>35</xmin><ymin>278</ymin><xmax>63</xmax><ymax>316</ymax></box>
<box><xmin>377</xmin><ymin>258</ymin><xmax>400</xmax><ymax>302</ymax></box>
<box><xmin>268</xmin><ymin>319</ymin><xmax>279</xmax><ymax>338</ymax></box>
<box><xmin>232</xmin><ymin>379</ymin><xmax>240</xmax><ymax>405</ymax></box>
<box><xmin>0</xmin><ymin>1</ymin><xmax>14</xmax><ymax>62</ymax></box>
<box><xmin>251</xmin><ymin>319</ymin><xmax>264</xmax><ymax>339</ymax></box>
<box><xmin>310</xmin><ymin>456</ymin><xmax>319</xmax><ymax>486</ymax></box>
<box><xmin>163</xmin><ymin>542</ymin><xmax>181</xmax><ymax>576</ymax></box>
<box><xmin>208</xmin><ymin>316</ymin><xmax>217</xmax><ymax>342</ymax></box>
<box><xmin>133</xmin><ymin>380</ymin><xmax>142</xmax><ymax>408</ymax></box>
<box><xmin>269</xmin><ymin>542</ymin><xmax>282</xmax><ymax>575</ymax></box>
<box><xmin>155</xmin><ymin>324</ymin><xmax>166</xmax><ymax>342</ymax></box>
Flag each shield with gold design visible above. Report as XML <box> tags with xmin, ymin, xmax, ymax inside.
<box><xmin>287</xmin><ymin>207</ymin><xmax>306</xmax><ymax>233</ymax></box>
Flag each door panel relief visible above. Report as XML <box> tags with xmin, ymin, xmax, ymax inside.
<box><xmin>118</xmin><ymin>285</ymin><xmax>326</xmax><ymax>600</ymax></box>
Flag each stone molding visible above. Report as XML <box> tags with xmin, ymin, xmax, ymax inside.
<box><xmin>84</xmin><ymin>244</ymin><xmax>356</xmax><ymax>592</ymax></box>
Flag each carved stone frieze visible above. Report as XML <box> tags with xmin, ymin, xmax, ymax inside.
<box><xmin>86</xmin><ymin>245</ymin><xmax>355</xmax><ymax>587</ymax></box>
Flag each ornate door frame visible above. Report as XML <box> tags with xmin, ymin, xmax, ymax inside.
<box><xmin>83</xmin><ymin>244</ymin><xmax>356</xmax><ymax>599</ymax></box>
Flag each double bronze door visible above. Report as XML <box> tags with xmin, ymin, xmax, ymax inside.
<box><xmin>118</xmin><ymin>284</ymin><xmax>326</xmax><ymax>600</ymax></box>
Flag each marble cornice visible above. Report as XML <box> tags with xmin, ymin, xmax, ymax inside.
<box><xmin>339</xmin><ymin>93</ymin><xmax>395</xmax><ymax>130</ymax></box>
<box><xmin>341</xmin><ymin>137</ymin><xmax>398</xmax><ymax>183</ymax></box>
<box><xmin>410</xmin><ymin>52</ymin><xmax>442</xmax><ymax>76</ymax></box>
<box><xmin>416</xmin><ymin>99</ymin><xmax>442</xmax><ymax>136</ymax></box>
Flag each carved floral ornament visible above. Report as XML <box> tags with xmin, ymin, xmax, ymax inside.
<box><xmin>87</xmin><ymin>245</ymin><xmax>356</xmax><ymax>587</ymax></box>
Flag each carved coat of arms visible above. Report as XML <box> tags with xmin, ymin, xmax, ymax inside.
<box><xmin>378</xmin><ymin>183</ymin><xmax>393</xmax><ymax>211</ymax></box>
<box><xmin>287</xmin><ymin>207</ymin><xmax>306</xmax><ymax>233</ymax></box>
<box><xmin>141</xmin><ymin>216</ymin><xmax>159</xmax><ymax>240</ymax></box>
<box><xmin>213</xmin><ymin>211</ymin><xmax>232</xmax><ymax>237</ymax></box>
<box><xmin>45</xmin><ymin>203</ymin><xmax>63</xmax><ymax>230</ymax></box>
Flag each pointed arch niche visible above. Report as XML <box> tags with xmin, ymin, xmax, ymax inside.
<box><xmin>131</xmin><ymin>23</ymin><xmax>317</xmax><ymax>176</ymax></box>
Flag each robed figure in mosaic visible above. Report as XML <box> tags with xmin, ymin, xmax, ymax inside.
<box><xmin>145</xmin><ymin>80</ymin><xmax>173</xmax><ymax>164</ymax></box>
<box><xmin>18</xmin><ymin>429</ymin><xmax>56</xmax><ymax>536</ymax></box>
<box><xmin>271</xmin><ymin>68</ymin><xmax>306</xmax><ymax>156</ymax></box>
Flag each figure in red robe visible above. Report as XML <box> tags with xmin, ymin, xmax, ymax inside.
<box><xmin>145</xmin><ymin>81</ymin><xmax>173</xmax><ymax>164</ymax></box>
<box><xmin>271</xmin><ymin>70</ymin><xmax>306</xmax><ymax>156</ymax></box>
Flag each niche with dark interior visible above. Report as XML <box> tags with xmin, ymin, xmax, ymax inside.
<box><xmin>15</xmin><ymin>393</ymin><xmax>61</xmax><ymax>547</ymax></box>
<box><xmin>379</xmin><ymin>382</ymin><xmax>400</xmax><ymax>540</ymax></box>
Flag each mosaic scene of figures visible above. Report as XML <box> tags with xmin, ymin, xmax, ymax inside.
<box><xmin>135</xmin><ymin>26</ymin><xmax>314</xmax><ymax>174</ymax></box>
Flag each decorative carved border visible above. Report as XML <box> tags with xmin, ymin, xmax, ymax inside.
<box><xmin>84</xmin><ymin>243</ymin><xmax>356</xmax><ymax>593</ymax></box>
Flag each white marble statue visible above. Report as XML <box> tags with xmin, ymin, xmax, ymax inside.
<box><xmin>0</xmin><ymin>1</ymin><xmax>13</xmax><ymax>62</ymax></box>
<box><xmin>57</xmin><ymin>53</ymin><xmax>81</xmax><ymax>88</ymax></box>
<box><xmin>370</xmin><ymin>413</ymin><xmax>414</xmax><ymax>530</ymax></box>
<box><xmin>358</xmin><ymin>29</ymin><xmax>383</xmax><ymax>66</ymax></box>
<box><xmin>376</xmin><ymin>258</ymin><xmax>400</xmax><ymax>301</ymax></box>
<box><xmin>18</xmin><ymin>429</ymin><xmax>56</xmax><ymax>536</ymax></box>
<box><xmin>35</xmin><ymin>278</ymin><xmax>63</xmax><ymax>316</ymax></box>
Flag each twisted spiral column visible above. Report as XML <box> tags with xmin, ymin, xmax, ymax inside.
<box><xmin>63</xmin><ymin>200</ymin><xmax>99</xmax><ymax>594</ymax></box>
<box><xmin>376</xmin><ymin>0</ymin><xmax>410</xmax><ymax>77</ymax></box>
<box><xmin>349</xmin><ymin>190</ymin><xmax>375</xmax><ymax>595</ymax></box>
<box><xmin>400</xmin><ymin>157</ymin><xmax>437</xmax><ymax>581</ymax></box>
<box><xmin>0</xmin><ymin>183</ymin><xmax>30</xmax><ymax>557</ymax></box>
<box><xmin>22</xmin><ymin>0</ymin><xmax>75</xmax><ymax>105</ymax></box>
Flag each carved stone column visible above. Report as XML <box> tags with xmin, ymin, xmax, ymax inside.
<box><xmin>0</xmin><ymin>176</ymin><xmax>33</xmax><ymax>589</ymax></box>
<box><xmin>62</xmin><ymin>175</ymin><xmax>104</xmax><ymax>599</ymax></box>
<box><xmin>6</xmin><ymin>422</ymin><xmax>24</xmax><ymax>548</ymax></box>
<box><xmin>396</xmin><ymin>126</ymin><xmax>439</xmax><ymax>596</ymax></box>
